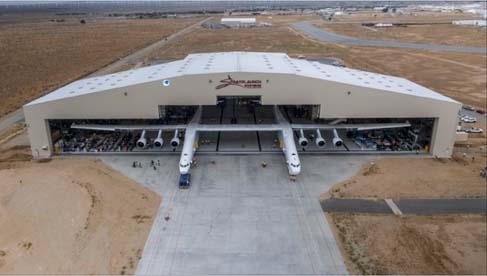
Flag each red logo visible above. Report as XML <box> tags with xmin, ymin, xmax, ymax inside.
<box><xmin>216</xmin><ymin>75</ymin><xmax>262</xmax><ymax>89</ymax></box>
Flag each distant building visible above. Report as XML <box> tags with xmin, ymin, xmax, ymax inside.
<box><xmin>374</xmin><ymin>23</ymin><xmax>394</xmax><ymax>28</ymax></box>
<box><xmin>221</xmin><ymin>17</ymin><xmax>256</xmax><ymax>28</ymax></box>
<box><xmin>465</xmin><ymin>9</ymin><xmax>487</xmax><ymax>18</ymax></box>
<box><xmin>452</xmin><ymin>20</ymin><xmax>487</xmax><ymax>27</ymax></box>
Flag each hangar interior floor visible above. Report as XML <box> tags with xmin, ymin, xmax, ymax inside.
<box><xmin>50</xmin><ymin>101</ymin><xmax>433</xmax><ymax>155</ymax></box>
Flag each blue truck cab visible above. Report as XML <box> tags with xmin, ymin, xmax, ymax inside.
<box><xmin>179</xmin><ymin>173</ymin><xmax>191</xmax><ymax>189</ymax></box>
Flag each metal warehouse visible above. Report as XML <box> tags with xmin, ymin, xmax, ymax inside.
<box><xmin>221</xmin><ymin>17</ymin><xmax>257</xmax><ymax>27</ymax></box>
<box><xmin>23</xmin><ymin>52</ymin><xmax>461</xmax><ymax>177</ymax></box>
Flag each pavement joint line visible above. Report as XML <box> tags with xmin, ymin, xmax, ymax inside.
<box><xmin>297</xmin><ymin>182</ymin><xmax>344</xmax><ymax>274</ymax></box>
<box><xmin>288</xmin><ymin>180</ymin><xmax>319</xmax><ymax>274</ymax></box>
<box><xmin>385</xmin><ymin>199</ymin><xmax>403</xmax><ymax>216</ymax></box>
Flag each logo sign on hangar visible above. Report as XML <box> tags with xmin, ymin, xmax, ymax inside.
<box><xmin>216</xmin><ymin>75</ymin><xmax>262</xmax><ymax>90</ymax></box>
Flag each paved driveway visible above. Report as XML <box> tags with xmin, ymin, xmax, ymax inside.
<box><xmin>103</xmin><ymin>154</ymin><xmax>368</xmax><ymax>275</ymax></box>
<box><xmin>291</xmin><ymin>22</ymin><xmax>487</xmax><ymax>54</ymax></box>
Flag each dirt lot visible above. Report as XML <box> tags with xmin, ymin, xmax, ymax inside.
<box><xmin>0</xmin><ymin>16</ymin><xmax>200</xmax><ymax>117</ymax></box>
<box><xmin>320</xmin><ymin>23</ymin><xmax>487</xmax><ymax>48</ymax></box>
<box><xmin>0</xmin><ymin>155</ymin><xmax>161</xmax><ymax>274</ymax></box>
<box><xmin>319</xmin><ymin>45</ymin><xmax>486</xmax><ymax>108</ymax></box>
<box><xmin>324</xmin><ymin>134</ymin><xmax>486</xmax><ymax>274</ymax></box>
<box><xmin>325</xmin><ymin>146</ymin><xmax>487</xmax><ymax>200</ymax></box>
<box><xmin>328</xmin><ymin>213</ymin><xmax>486</xmax><ymax>275</ymax></box>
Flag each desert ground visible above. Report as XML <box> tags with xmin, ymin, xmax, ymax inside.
<box><xmin>0</xmin><ymin>153</ymin><xmax>161</xmax><ymax>274</ymax></box>
<box><xmin>325</xmin><ymin>150</ymin><xmax>487</xmax><ymax>200</ymax></box>
<box><xmin>322</xmin><ymin>130</ymin><xmax>486</xmax><ymax>274</ymax></box>
<box><xmin>329</xmin><ymin>10</ymin><xmax>484</xmax><ymax>23</ymax></box>
<box><xmin>328</xmin><ymin>213</ymin><xmax>486</xmax><ymax>275</ymax></box>
<box><xmin>0</xmin><ymin>15</ymin><xmax>201</xmax><ymax>117</ymax></box>
<box><xmin>329</xmin><ymin>46</ymin><xmax>486</xmax><ymax>108</ymax></box>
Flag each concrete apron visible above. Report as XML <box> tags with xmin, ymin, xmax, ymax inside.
<box><xmin>102</xmin><ymin>154</ymin><xmax>370</xmax><ymax>275</ymax></box>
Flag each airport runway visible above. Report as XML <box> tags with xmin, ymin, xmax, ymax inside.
<box><xmin>291</xmin><ymin>22</ymin><xmax>487</xmax><ymax>54</ymax></box>
<box><xmin>102</xmin><ymin>154</ymin><xmax>368</xmax><ymax>275</ymax></box>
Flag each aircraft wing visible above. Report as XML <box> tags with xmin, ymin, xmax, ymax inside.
<box><xmin>196</xmin><ymin>124</ymin><xmax>283</xmax><ymax>132</ymax></box>
<box><xmin>71</xmin><ymin>122</ymin><xmax>410</xmax><ymax>132</ymax></box>
<box><xmin>70</xmin><ymin>123</ymin><xmax>187</xmax><ymax>131</ymax></box>
<box><xmin>70</xmin><ymin>123</ymin><xmax>283</xmax><ymax>132</ymax></box>
<box><xmin>291</xmin><ymin>122</ymin><xmax>411</xmax><ymax>131</ymax></box>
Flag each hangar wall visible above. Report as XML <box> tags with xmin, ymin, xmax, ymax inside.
<box><xmin>24</xmin><ymin>72</ymin><xmax>461</xmax><ymax>158</ymax></box>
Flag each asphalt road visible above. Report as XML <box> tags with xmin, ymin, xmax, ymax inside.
<box><xmin>291</xmin><ymin>22</ymin><xmax>487</xmax><ymax>54</ymax></box>
<box><xmin>397</xmin><ymin>199</ymin><xmax>487</xmax><ymax>215</ymax></box>
<box><xmin>321</xmin><ymin>198</ymin><xmax>393</xmax><ymax>214</ymax></box>
<box><xmin>0</xmin><ymin>17</ymin><xmax>212</xmax><ymax>133</ymax></box>
<box><xmin>322</xmin><ymin>198</ymin><xmax>487</xmax><ymax>214</ymax></box>
<box><xmin>0</xmin><ymin>109</ymin><xmax>24</xmax><ymax>133</ymax></box>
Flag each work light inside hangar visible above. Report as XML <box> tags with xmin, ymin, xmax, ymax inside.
<box><xmin>23</xmin><ymin>52</ymin><xmax>460</xmax><ymax>176</ymax></box>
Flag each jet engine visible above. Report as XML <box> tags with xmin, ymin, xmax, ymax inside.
<box><xmin>154</xmin><ymin>130</ymin><xmax>164</xmax><ymax>148</ymax></box>
<box><xmin>315</xmin><ymin>129</ymin><xmax>326</xmax><ymax>148</ymax></box>
<box><xmin>298</xmin><ymin>129</ymin><xmax>308</xmax><ymax>147</ymax></box>
<box><xmin>136</xmin><ymin>130</ymin><xmax>147</xmax><ymax>148</ymax></box>
<box><xmin>332</xmin><ymin>129</ymin><xmax>343</xmax><ymax>147</ymax></box>
<box><xmin>170</xmin><ymin>130</ymin><xmax>180</xmax><ymax>148</ymax></box>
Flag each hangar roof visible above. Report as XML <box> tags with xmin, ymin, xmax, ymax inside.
<box><xmin>27</xmin><ymin>52</ymin><xmax>458</xmax><ymax>106</ymax></box>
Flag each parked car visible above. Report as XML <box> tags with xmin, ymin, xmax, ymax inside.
<box><xmin>459</xmin><ymin>114</ymin><xmax>477</xmax><ymax>123</ymax></box>
<box><xmin>463</xmin><ymin>127</ymin><xmax>483</xmax><ymax>134</ymax></box>
<box><xmin>476</xmin><ymin>108</ymin><xmax>486</xmax><ymax>115</ymax></box>
<box><xmin>463</xmin><ymin>105</ymin><xmax>476</xmax><ymax>111</ymax></box>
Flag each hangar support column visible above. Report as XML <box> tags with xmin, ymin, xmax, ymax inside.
<box><xmin>24</xmin><ymin>109</ymin><xmax>52</xmax><ymax>159</ymax></box>
<box><xmin>430</xmin><ymin>109</ymin><xmax>460</xmax><ymax>158</ymax></box>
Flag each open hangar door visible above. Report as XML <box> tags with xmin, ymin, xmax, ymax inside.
<box><xmin>279</xmin><ymin>105</ymin><xmax>434</xmax><ymax>153</ymax></box>
<box><xmin>47</xmin><ymin>100</ymin><xmax>434</xmax><ymax>155</ymax></box>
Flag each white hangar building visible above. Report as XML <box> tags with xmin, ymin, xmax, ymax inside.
<box><xmin>24</xmin><ymin>52</ymin><xmax>460</xmax><ymax>175</ymax></box>
<box><xmin>221</xmin><ymin>17</ymin><xmax>256</xmax><ymax>27</ymax></box>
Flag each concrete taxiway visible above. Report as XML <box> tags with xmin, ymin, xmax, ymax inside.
<box><xmin>102</xmin><ymin>154</ymin><xmax>369</xmax><ymax>275</ymax></box>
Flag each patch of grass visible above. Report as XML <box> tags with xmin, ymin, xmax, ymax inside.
<box><xmin>18</xmin><ymin>241</ymin><xmax>32</xmax><ymax>250</ymax></box>
<box><xmin>331</xmin><ymin>214</ymin><xmax>384</xmax><ymax>274</ymax></box>
<box><xmin>36</xmin><ymin>158</ymin><xmax>52</xmax><ymax>163</ymax></box>
<box><xmin>132</xmin><ymin>215</ymin><xmax>151</xmax><ymax>224</ymax></box>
